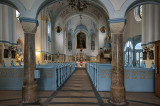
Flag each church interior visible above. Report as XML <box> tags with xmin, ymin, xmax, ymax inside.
<box><xmin>0</xmin><ymin>0</ymin><xmax>160</xmax><ymax>106</ymax></box>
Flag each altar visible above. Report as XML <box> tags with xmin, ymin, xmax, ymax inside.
<box><xmin>76</xmin><ymin>61</ymin><xmax>86</xmax><ymax>68</ymax></box>
<box><xmin>74</xmin><ymin>49</ymin><xmax>86</xmax><ymax>68</ymax></box>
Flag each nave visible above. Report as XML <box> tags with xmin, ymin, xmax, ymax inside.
<box><xmin>0</xmin><ymin>68</ymin><xmax>160</xmax><ymax>106</ymax></box>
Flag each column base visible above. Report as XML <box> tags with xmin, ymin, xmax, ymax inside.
<box><xmin>110</xmin><ymin>86</ymin><xmax>126</xmax><ymax>105</ymax></box>
<box><xmin>22</xmin><ymin>84</ymin><xmax>38</xmax><ymax>103</ymax></box>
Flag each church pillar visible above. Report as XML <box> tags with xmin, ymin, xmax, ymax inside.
<box><xmin>148</xmin><ymin>4</ymin><xmax>155</xmax><ymax>42</ymax></box>
<box><xmin>0</xmin><ymin>4</ymin><xmax>3</xmax><ymax>40</ymax></box>
<box><xmin>19</xmin><ymin>17</ymin><xmax>38</xmax><ymax>103</ymax></box>
<box><xmin>155</xmin><ymin>5</ymin><xmax>160</xmax><ymax>40</ymax></box>
<box><xmin>108</xmin><ymin>18</ymin><xmax>126</xmax><ymax>105</ymax></box>
<box><xmin>3</xmin><ymin>5</ymin><xmax>9</xmax><ymax>41</ymax></box>
<box><xmin>142</xmin><ymin>5</ymin><xmax>146</xmax><ymax>45</ymax></box>
<box><xmin>12</xmin><ymin>9</ymin><xmax>17</xmax><ymax>43</ymax></box>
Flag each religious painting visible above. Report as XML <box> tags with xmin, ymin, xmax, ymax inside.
<box><xmin>4</xmin><ymin>49</ymin><xmax>9</xmax><ymax>58</ymax></box>
<box><xmin>48</xmin><ymin>55</ymin><xmax>51</xmax><ymax>60</ymax></box>
<box><xmin>76</xmin><ymin>32</ymin><xmax>86</xmax><ymax>49</ymax></box>
<box><xmin>11</xmin><ymin>50</ymin><xmax>16</xmax><ymax>58</ymax></box>
<box><xmin>143</xmin><ymin>51</ymin><xmax>147</xmax><ymax>60</ymax></box>
<box><xmin>149</xmin><ymin>50</ymin><xmax>154</xmax><ymax>60</ymax></box>
<box><xmin>100</xmin><ymin>26</ymin><xmax>106</xmax><ymax>33</ymax></box>
<box><xmin>56</xmin><ymin>26</ymin><xmax>62</xmax><ymax>33</ymax></box>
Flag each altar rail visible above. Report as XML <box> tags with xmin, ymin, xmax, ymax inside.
<box><xmin>87</xmin><ymin>63</ymin><xmax>155</xmax><ymax>92</ymax></box>
<box><xmin>0</xmin><ymin>63</ymin><xmax>75</xmax><ymax>90</ymax></box>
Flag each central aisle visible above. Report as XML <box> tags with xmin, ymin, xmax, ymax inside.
<box><xmin>43</xmin><ymin>68</ymin><xmax>105</xmax><ymax>106</ymax></box>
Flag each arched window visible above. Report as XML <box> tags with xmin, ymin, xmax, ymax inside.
<box><xmin>91</xmin><ymin>34</ymin><xmax>95</xmax><ymax>50</ymax></box>
<box><xmin>135</xmin><ymin>43</ymin><xmax>143</xmax><ymax>67</ymax></box>
<box><xmin>48</xmin><ymin>21</ymin><xmax>51</xmax><ymax>42</ymax></box>
<box><xmin>16</xmin><ymin>10</ymin><xmax>20</xmax><ymax>20</ymax></box>
<box><xmin>124</xmin><ymin>41</ymin><xmax>133</xmax><ymax>66</ymax></box>
<box><xmin>68</xmin><ymin>33</ymin><xmax>72</xmax><ymax>51</ymax></box>
<box><xmin>134</xmin><ymin>5</ymin><xmax>142</xmax><ymax>21</ymax></box>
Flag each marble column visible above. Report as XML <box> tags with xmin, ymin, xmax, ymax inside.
<box><xmin>20</xmin><ymin>18</ymin><xmax>38</xmax><ymax>103</ymax></box>
<box><xmin>12</xmin><ymin>9</ymin><xmax>17</xmax><ymax>43</ymax></box>
<box><xmin>142</xmin><ymin>5</ymin><xmax>146</xmax><ymax>45</ymax></box>
<box><xmin>155</xmin><ymin>5</ymin><xmax>160</xmax><ymax>40</ymax></box>
<box><xmin>109</xmin><ymin>19</ymin><xmax>126</xmax><ymax>105</ymax></box>
<box><xmin>0</xmin><ymin>4</ymin><xmax>3</xmax><ymax>40</ymax></box>
<box><xmin>3</xmin><ymin>5</ymin><xmax>9</xmax><ymax>41</ymax></box>
<box><xmin>148</xmin><ymin>4</ymin><xmax>155</xmax><ymax>43</ymax></box>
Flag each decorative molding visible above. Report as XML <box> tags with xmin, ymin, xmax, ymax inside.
<box><xmin>141</xmin><ymin>42</ymin><xmax>154</xmax><ymax>47</ymax></box>
<box><xmin>20</xmin><ymin>17</ymin><xmax>38</xmax><ymax>33</ymax></box>
<box><xmin>108</xmin><ymin>18</ymin><xmax>126</xmax><ymax>24</ymax></box>
<box><xmin>41</xmin><ymin>15</ymin><xmax>48</xmax><ymax>22</ymax></box>
<box><xmin>0</xmin><ymin>40</ymin><xmax>17</xmax><ymax>45</ymax></box>
<box><xmin>19</xmin><ymin>17</ymin><xmax>38</xmax><ymax>26</ymax></box>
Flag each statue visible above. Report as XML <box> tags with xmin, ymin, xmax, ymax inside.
<box><xmin>38</xmin><ymin>61</ymin><xmax>40</xmax><ymax>65</ymax></box>
<box><xmin>16</xmin><ymin>40</ymin><xmax>23</xmax><ymax>62</ymax></box>
<box><xmin>19</xmin><ymin>62</ymin><xmax>22</xmax><ymax>66</ymax></box>
<box><xmin>11</xmin><ymin>60</ymin><xmax>15</xmax><ymax>67</ymax></box>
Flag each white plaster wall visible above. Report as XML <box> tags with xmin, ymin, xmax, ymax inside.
<box><xmin>0</xmin><ymin>4</ymin><xmax>24</xmax><ymax>43</ymax></box>
<box><xmin>16</xmin><ymin>20</ymin><xmax>24</xmax><ymax>43</ymax></box>
<box><xmin>54</xmin><ymin>28</ymin><xmax>64</xmax><ymax>54</ymax></box>
<box><xmin>124</xmin><ymin>8</ymin><xmax>142</xmax><ymax>42</ymax></box>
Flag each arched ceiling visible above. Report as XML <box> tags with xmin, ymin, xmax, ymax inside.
<box><xmin>39</xmin><ymin>0</ymin><xmax>109</xmax><ymax>35</ymax></box>
<box><xmin>65</xmin><ymin>14</ymin><xmax>97</xmax><ymax>36</ymax></box>
<box><xmin>42</xmin><ymin>0</ymin><xmax>109</xmax><ymax>22</ymax></box>
<box><xmin>2</xmin><ymin>0</ymin><xmax>160</xmax><ymax>20</ymax></box>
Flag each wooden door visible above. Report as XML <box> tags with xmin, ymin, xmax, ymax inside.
<box><xmin>155</xmin><ymin>41</ymin><xmax>160</xmax><ymax>97</ymax></box>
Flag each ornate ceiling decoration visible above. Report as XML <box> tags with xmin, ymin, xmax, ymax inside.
<box><xmin>68</xmin><ymin>0</ymin><xmax>90</xmax><ymax>11</ymax></box>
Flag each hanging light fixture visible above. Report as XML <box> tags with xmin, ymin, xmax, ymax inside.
<box><xmin>80</xmin><ymin>14</ymin><xmax>82</xmax><ymax>32</ymax></box>
<box><xmin>68</xmin><ymin>0</ymin><xmax>90</xmax><ymax>11</ymax></box>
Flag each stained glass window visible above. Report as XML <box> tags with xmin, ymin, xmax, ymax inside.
<box><xmin>134</xmin><ymin>5</ymin><xmax>142</xmax><ymax>21</ymax></box>
<box><xmin>135</xmin><ymin>43</ymin><xmax>143</xmax><ymax>67</ymax></box>
<box><xmin>16</xmin><ymin>10</ymin><xmax>20</xmax><ymax>20</ymax></box>
<box><xmin>48</xmin><ymin>21</ymin><xmax>51</xmax><ymax>42</ymax></box>
<box><xmin>124</xmin><ymin>41</ymin><xmax>133</xmax><ymax>66</ymax></box>
<box><xmin>135</xmin><ymin>43</ymin><xmax>142</xmax><ymax>50</ymax></box>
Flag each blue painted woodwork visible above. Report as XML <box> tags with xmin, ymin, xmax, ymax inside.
<box><xmin>108</xmin><ymin>18</ymin><xmax>126</xmax><ymax>24</ymax></box>
<box><xmin>34</xmin><ymin>70</ymin><xmax>40</xmax><ymax>79</ymax></box>
<box><xmin>19</xmin><ymin>17</ymin><xmax>39</xmax><ymax>26</ymax></box>
<box><xmin>0</xmin><ymin>63</ymin><xmax>75</xmax><ymax>90</ymax></box>
<box><xmin>0</xmin><ymin>67</ymin><xmax>23</xmax><ymax>90</ymax></box>
<box><xmin>87</xmin><ymin>63</ymin><xmax>155</xmax><ymax>92</ymax></box>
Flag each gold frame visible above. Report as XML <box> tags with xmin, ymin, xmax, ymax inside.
<box><xmin>56</xmin><ymin>26</ymin><xmax>62</xmax><ymax>33</ymax></box>
<box><xmin>100</xmin><ymin>26</ymin><xmax>106</xmax><ymax>33</ymax></box>
<box><xmin>76</xmin><ymin>32</ymin><xmax>87</xmax><ymax>49</ymax></box>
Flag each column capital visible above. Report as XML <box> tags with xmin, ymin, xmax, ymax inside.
<box><xmin>20</xmin><ymin>17</ymin><xmax>39</xmax><ymax>33</ymax></box>
<box><xmin>108</xmin><ymin>18</ymin><xmax>126</xmax><ymax>34</ymax></box>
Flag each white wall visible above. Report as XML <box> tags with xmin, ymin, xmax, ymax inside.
<box><xmin>124</xmin><ymin>7</ymin><xmax>142</xmax><ymax>42</ymax></box>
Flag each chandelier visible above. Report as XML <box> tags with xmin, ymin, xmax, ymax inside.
<box><xmin>68</xmin><ymin>0</ymin><xmax>90</xmax><ymax>11</ymax></box>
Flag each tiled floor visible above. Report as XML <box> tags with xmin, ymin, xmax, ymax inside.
<box><xmin>0</xmin><ymin>68</ymin><xmax>160</xmax><ymax>106</ymax></box>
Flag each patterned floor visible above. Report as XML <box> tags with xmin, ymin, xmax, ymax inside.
<box><xmin>0</xmin><ymin>68</ymin><xmax>160</xmax><ymax>106</ymax></box>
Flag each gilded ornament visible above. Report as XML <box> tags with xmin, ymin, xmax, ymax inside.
<box><xmin>100</xmin><ymin>26</ymin><xmax>106</xmax><ymax>33</ymax></box>
<box><xmin>56</xmin><ymin>26</ymin><xmax>62</xmax><ymax>33</ymax></box>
